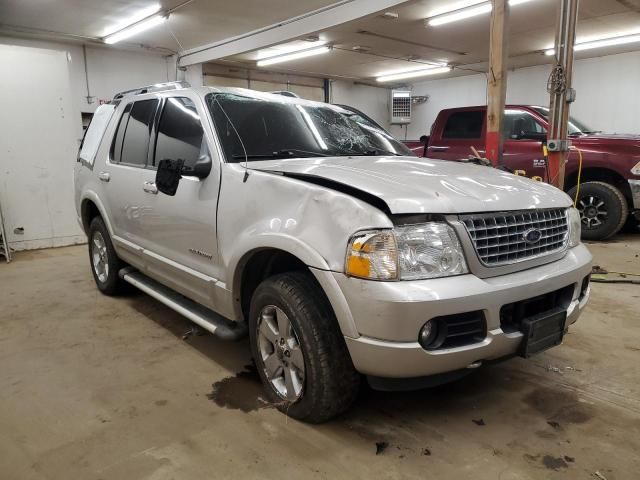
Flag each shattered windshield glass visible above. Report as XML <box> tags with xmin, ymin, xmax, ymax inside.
<box><xmin>206</xmin><ymin>92</ymin><xmax>414</xmax><ymax>162</ymax></box>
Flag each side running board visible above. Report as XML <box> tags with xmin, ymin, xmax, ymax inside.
<box><xmin>119</xmin><ymin>267</ymin><xmax>247</xmax><ymax>340</ymax></box>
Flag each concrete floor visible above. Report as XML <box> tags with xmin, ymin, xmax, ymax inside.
<box><xmin>1</xmin><ymin>237</ymin><xmax>639</xmax><ymax>480</ymax></box>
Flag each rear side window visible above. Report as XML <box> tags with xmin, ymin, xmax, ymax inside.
<box><xmin>154</xmin><ymin>97</ymin><xmax>206</xmax><ymax>168</ymax></box>
<box><xmin>442</xmin><ymin>111</ymin><xmax>484</xmax><ymax>139</ymax></box>
<box><xmin>110</xmin><ymin>103</ymin><xmax>132</xmax><ymax>163</ymax></box>
<box><xmin>112</xmin><ymin>99</ymin><xmax>158</xmax><ymax>166</ymax></box>
<box><xmin>79</xmin><ymin>104</ymin><xmax>115</xmax><ymax>166</ymax></box>
<box><xmin>504</xmin><ymin>110</ymin><xmax>546</xmax><ymax>139</ymax></box>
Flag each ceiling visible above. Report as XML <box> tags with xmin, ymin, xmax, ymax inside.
<box><xmin>224</xmin><ymin>0</ymin><xmax>640</xmax><ymax>82</ymax></box>
<box><xmin>1</xmin><ymin>0</ymin><xmax>639</xmax><ymax>83</ymax></box>
<box><xmin>0</xmin><ymin>0</ymin><xmax>338</xmax><ymax>53</ymax></box>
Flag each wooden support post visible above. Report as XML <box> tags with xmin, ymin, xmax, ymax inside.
<box><xmin>547</xmin><ymin>0</ymin><xmax>579</xmax><ymax>189</ymax></box>
<box><xmin>485</xmin><ymin>0</ymin><xmax>510</xmax><ymax>166</ymax></box>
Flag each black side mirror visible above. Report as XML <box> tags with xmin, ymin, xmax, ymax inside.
<box><xmin>516</xmin><ymin>131</ymin><xmax>547</xmax><ymax>142</ymax></box>
<box><xmin>419</xmin><ymin>135</ymin><xmax>429</xmax><ymax>144</ymax></box>
<box><xmin>181</xmin><ymin>154</ymin><xmax>212</xmax><ymax>179</ymax></box>
<box><xmin>156</xmin><ymin>158</ymin><xmax>184</xmax><ymax>196</ymax></box>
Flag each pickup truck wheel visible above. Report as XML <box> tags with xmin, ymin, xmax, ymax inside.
<box><xmin>88</xmin><ymin>217</ymin><xmax>126</xmax><ymax>295</ymax></box>
<box><xmin>568</xmin><ymin>181</ymin><xmax>628</xmax><ymax>241</ymax></box>
<box><xmin>249</xmin><ymin>272</ymin><xmax>360</xmax><ymax>423</ymax></box>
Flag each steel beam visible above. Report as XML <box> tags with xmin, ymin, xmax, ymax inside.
<box><xmin>547</xmin><ymin>0</ymin><xmax>579</xmax><ymax>189</ymax></box>
<box><xmin>177</xmin><ymin>0</ymin><xmax>411</xmax><ymax>67</ymax></box>
<box><xmin>485</xmin><ymin>0</ymin><xmax>510</xmax><ymax>166</ymax></box>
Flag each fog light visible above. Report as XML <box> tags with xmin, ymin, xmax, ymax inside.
<box><xmin>419</xmin><ymin>320</ymin><xmax>438</xmax><ymax>349</ymax></box>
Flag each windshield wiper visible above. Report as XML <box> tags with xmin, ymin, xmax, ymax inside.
<box><xmin>231</xmin><ymin>149</ymin><xmax>329</xmax><ymax>160</ymax></box>
<box><xmin>363</xmin><ymin>148</ymin><xmax>402</xmax><ymax>156</ymax></box>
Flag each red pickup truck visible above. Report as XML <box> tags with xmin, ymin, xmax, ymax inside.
<box><xmin>404</xmin><ymin>105</ymin><xmax>640</xmax><ymax>241</ymax></box>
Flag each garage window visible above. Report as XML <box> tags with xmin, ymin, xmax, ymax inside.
<box><xmin>153</xmin><ymin>97</ymin><xmax>206</xmax><ymax>168</ymax></box>
<box><xmin>442</xmin><ymin>111</ymin><xmax>484</xmax><ymax>139</ymax></box>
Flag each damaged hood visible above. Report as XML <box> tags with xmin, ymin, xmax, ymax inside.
<box><xmin>249</xmin><ymin>156</ymin><xmax>571</xmax><ymax>214</ymax></box>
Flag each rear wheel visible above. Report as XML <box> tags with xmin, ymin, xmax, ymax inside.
<box><xmin>568</xmin><ymin>181</ymin><xmax>628</xmax><ymax>241</ymax></box>
<box><xmin>249</xmin><ymin>272</ymin><xmax>360</xmax><ymax>423</ymax></box>
<box><xmin>88</xmin><ymin>216</ymin><xmax>126</xmax><ymax>295</ymax></box>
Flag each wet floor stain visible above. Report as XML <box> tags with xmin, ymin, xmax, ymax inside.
<box><xmin>542</xmin><ymin>455</ymin><xmax>569</xmax><ymax>470</ymax></box>
<box><xmin>207</xmin><ymin>364</ymin><xmax>268</xmax><ymax>413</ymax></box>
<box><xmin>524</xmin><ymin>387</ymin><xmax>594</xmax><ymax>427</ymax></box>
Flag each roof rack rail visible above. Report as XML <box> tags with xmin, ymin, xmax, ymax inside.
<box><xmin>270</xmin><ymin>90</ymin><xmax>300</xmax><ymax>98</ymax></box>
<box><xmin>113</xmin><ymin>81</ymin><xmax>191</xmax><ymax>101</ymax></box>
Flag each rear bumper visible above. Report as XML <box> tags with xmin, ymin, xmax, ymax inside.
<box><xmin>337</xmin><ymin>244</ymin><xmax>592</xmax><ymax>378</ymax></box>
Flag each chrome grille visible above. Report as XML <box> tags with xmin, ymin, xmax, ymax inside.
<box><xmin>460</xmin><ymin>209</ymin><xmax>568</xmax><ymax>266</ymax></box>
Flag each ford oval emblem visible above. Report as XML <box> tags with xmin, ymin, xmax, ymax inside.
<box><xmin>523</xmin><ymin>228</ymin><xmax>542</xmax><ymax>244</ymax></box>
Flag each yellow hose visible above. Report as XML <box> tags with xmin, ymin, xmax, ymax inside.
<box><xmin>571</xmin><ymin>146</ymin><xmax>583</xmax><ymax>207</ymax></box>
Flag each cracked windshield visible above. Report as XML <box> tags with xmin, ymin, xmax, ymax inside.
<box><xmin>206</xmin><ymin>92</ymin><xmax>413</xmax><ymax>161</ymax></box>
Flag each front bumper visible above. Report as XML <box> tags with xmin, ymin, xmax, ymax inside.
<box><xmin>336</xmin><ymin>244</ymin><xmax>592</xmax><ymax>379</ymax></box>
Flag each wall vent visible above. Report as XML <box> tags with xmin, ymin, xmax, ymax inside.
<box><xmin>390</xmin><ymin>89</ymin><xmax>411</xmax><ymax>124</ymax></box>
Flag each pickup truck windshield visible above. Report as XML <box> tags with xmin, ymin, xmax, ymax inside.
<box><xmin>531</xmin><ymin>106</ymin><xmax>599</xmax><ymax>135</ymax></box>
<box><xmin>206</xmin><ymin>92</ymin><xmax>413</xmax><ymax>162</ymax></box>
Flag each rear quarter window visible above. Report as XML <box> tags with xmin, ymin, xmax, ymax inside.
<box><xmin>442</xmin><ymin>111</ymin><xmax>484</xmax><ymax>139</ymax></box>
<box><xmin>78</xmin><ymin>104</ymin><xmax>115</xmax><ymax>166</ymax></box>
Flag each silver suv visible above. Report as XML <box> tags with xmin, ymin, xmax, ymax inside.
<box><xmin>74</xmin><ymin>82</ymin><xmax>592</xmax><ymax>422</ymax></box>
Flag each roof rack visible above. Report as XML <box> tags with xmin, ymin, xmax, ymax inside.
<box><xmin>113</xmin><ymin>81</ymin><xmax>191</xmax><ymax>101</ymax></box>
<box><xmin>270</xmin><ymin>91</ymin><xmax>300</xmax><ymax>98</ymax></box>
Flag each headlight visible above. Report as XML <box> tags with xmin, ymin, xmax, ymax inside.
<box><xmin>567</xmin><ymin>207</ymin><xmax>581</xmax><ymax>247</ymax></box>
<box><xmin>631</xmin><ymin>160</ymin><xmax>640</xmax><ymax>176</ymax></box>
<box><xmin>345</xmin><ymin>223</ymin><xmax>468</xmax><ymax>281</ymax></box>
<box><xmin>395</xmin><ymin>223</ymin><xmax>468</xmax><ymax>279</ymax></box>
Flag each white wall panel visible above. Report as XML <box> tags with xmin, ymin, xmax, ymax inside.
<box><xmin>0</xmin><ymin>45</ymin><xmax>84</xmax><ymax>250</ymax></box>
<box><xmin>335</xmin><ymin>51</ymin><xmax>640</xmax><ymax>140</ymax></box>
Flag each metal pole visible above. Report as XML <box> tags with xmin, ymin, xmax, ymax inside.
<box><xmin>485</xmin><ymin>0</ymin><xmax>510</xmax><ymax>166</ymax></box>
<box><xmin>547</xmin><ymin>0</ymin><xmax>579</xmax><ymax>189</ymax></box>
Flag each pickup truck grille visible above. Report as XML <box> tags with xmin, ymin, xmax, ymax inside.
<box><xmin>460</xmin><ymin>208</ymin><xmax>568</xmax><ymax>267</ymax></box>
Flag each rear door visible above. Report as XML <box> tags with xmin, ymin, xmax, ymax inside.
<box><xmin>502</xmin><ymin>109</ymin><xmax>548</xmax><ymax>178</ymax></box>
<box><xmin>427</xmin><ymin>109</ymin><xmax>486</xmax><ymax>160</ymax></box>
<box><xmin>103</xmin><ymin>98</ymin><xmax>159</xmax><ymax>262</ymax></box>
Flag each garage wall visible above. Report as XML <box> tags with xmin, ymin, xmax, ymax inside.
<box><xmin>330</xmin><ymin>81</ymin><xmax>391</xmax><ymax>129</ymax></box>
<box><xmin>0</xmin><ymin>36</ymin><xmax>175</xmax><ymax>140</ymax></box>
<box><xmin>0</xmin><ymin>45</ymin><xmax>84</xmax><ymax>250</ymax></box>
<box><xmin>0</xmin><ymin>38</ymin><xmax>175</xmax><ymax>250</ymax></box>
<box><xmin>388</xmin><ymin>50</ymin><xmax>640</xmax><ymax>139</ymax></box>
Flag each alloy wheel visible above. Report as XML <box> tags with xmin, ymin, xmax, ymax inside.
<box><xmin>257</xmin><ymin>305</ymin><xmax>305</xmax><ymax>401</ymax></box>
<box><xmin>91</xmin><ymin>231</ymin><xmax>109</xmax><ymax>283</ymax></box>
<box><xmin>577</xmin><ymin>194</ymin><xmax>608</xmax><ymax>229</ymax></box>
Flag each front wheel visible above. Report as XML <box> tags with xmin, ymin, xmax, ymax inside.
<box><xmin>568</xmin><ymin>181</ymin><xmax>628</xmax><ymax>241</ymax></box>
<box><xmin>249</xmin><ymin>272</ymin><xmax>360</xmax><ymax>423</ymax></box>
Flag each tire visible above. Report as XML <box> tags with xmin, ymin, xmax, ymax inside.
<box><xmin>568</xmin><ymin>181</ymin><xmax>628</xmax><ymax>241</ymax></box>
<box><xmin>88</xmin><ymin>216</ymin><xmax>126</xmax><ymax>295</ymax></box>
<box><xmin>249</xmin><ymin>272</ymin><xmax>360</xmax><ymax>423</ymax></box>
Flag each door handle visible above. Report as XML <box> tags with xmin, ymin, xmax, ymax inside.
<box><xmin>143</xmin><ymin>181</ymin><xmax>158</xmax><ymax>194</ymax></box>
<box><xmin>430</xmin><ymin>146</ymin><xmax>449</xmax><ymax>152</ymax></box>
<box><xmin>98</xmin><ymin>171</ymin><xmax>110</xmax><ymax>182</ymax></box>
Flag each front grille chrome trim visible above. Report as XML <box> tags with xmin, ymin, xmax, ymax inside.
<box><xmin>460</xmin><ymin>209</ymin><xmax>569</xmax><ymax>267</ymax></box>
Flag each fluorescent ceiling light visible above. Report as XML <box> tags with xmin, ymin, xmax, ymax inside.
<box><xmin>545</xmin><ymin>31</ymin><xmax>640</xmax><ymax>55</ymax></box>
<box><xmin>257</xmin><ymin>46</ymin><xmax>331</xmax><ymax>66</ymax></box>
<box><xmin>256</xmin><ymin>40</ymin><xmax>327</xmax><ymax>60</ymax></box>
<box><xmin>375</xmin><ymin>62</ymin><xmax>447</xmax><ymax>77</ymax></box>
<box><xmin>376</xmin><ymin>66</ymin><xmax>451</xmax><ymax>82</ymax></box>
<box><xmin>102</xmin><ymin>4</ymin><xmax>162</xmax><ymax>37</ymax></box>
<box><xmin>103</xmin><ymin>13</ymin><xmax>167</xmax><ymax>44</ymax></box>
<box><xmin>426</xmin><ymin>0</ymin><xmax>535</xmax><ymax>27</ymax></box>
